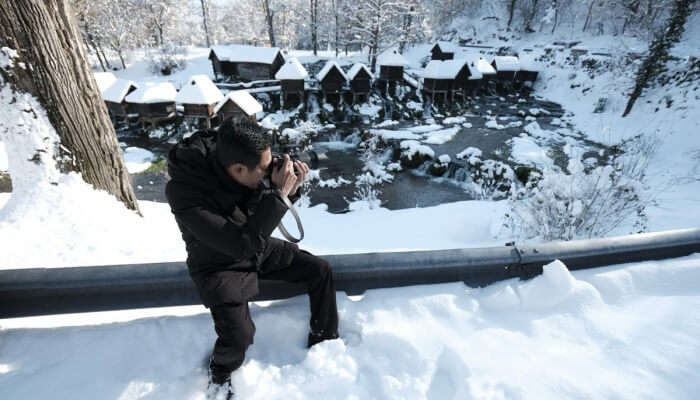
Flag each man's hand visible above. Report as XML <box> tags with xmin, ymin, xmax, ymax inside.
<box><xmin>290</xmin><ymin>160</ymin><xmax>310</xmax><ymax>196</ymax></box>
<box><xmin>271</xmin><ymin>155</ymin><xmax>297</xmax><ymax>197</ymax></box>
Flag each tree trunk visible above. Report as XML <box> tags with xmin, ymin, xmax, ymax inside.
<box><xmin>622</xmin><ymin>0</ymin><xmax>696</xmax><ymax>117</ymax></box>
<box><xmin>0</xmin><ymin>0</ymin><xmax>141</xmax><ymax>213</ymax></box>
<box><xmin>261</xmin><ymin>0</ymin><xmax>276</xmax><ymax>47</ymax></box>
<box><xmin>97</xmin><ymin>43</ymin><xmax>112</xmax><ymax>70</ymax></box>
<box><xmin>582</xmin><ymin>0</ymin><xmax>595</xmax><ymax>32</ymax></box>
<box><xmin>311</xmin><ymin>0</ymin><xmax>318</xmax><ymax>56</ymax></box>
<box><xmin>200</xmin><ymin>0</ymin><xmax>211</xmax><ymax>48</ymax></box>
<box><xmin>507</xmin><ymin>0</ymin><xmax>518</xmax><ymax>28</ymax></box>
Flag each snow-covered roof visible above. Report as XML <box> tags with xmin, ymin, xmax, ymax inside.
<box><xmin>175</xmin><ymin>75</ymin><xmax>224</xmax><ymax>105</ymax></box>
<box><xmin>275</xmin><ymin>58</ymin><xmax>308</xmax><ymax>80</ymax></box>
<box><xmin>316</xmin><ymin>61</ymin><xmax>348</xmax><ymax>82</ymax></box>
<box><xmin>210</xmin><ymin>44</ymin><xmax>281</xmax><ymax>64</ymax></box>
<box><xmin>476</xmin><ymin>58</ymin><xmax>496</xmax><ymax>75</ymax></box>
<box><xmin>214</xmin><ymin>90</ymin><xmax>263</xmax><ymax>116</ymax></box>
<box><xmin>125</xmin><ymin>82</ymin><xmax>177</xmax><ymax>104</ymax></box>
<box><xmin>378</xmin><ymin>51</ymin><xmax>409</xmax><ymax>67</ymax></box>
<box><xmin>423</xmin><ymin>59</ymin><xmax>467</xmax><ymax>79</ymax></box>
<box><xmin>465</xmin><ymin>60</ymin><xmax>483</xmax><ymax>80</ymax></box>
<box><xmin>102</xmin><ymin>79</ymin><xmax>138</xmax><ymax>103</ymax></box>
<box><xmin>94</xmin><ymin>72</ymin><xmax>117</xmax><ymax>94</ymax></box>
<box><xmin>347</xmin><ymin>63</ymin><xmax>373</xmax><ymax>80</ymax></box>
<box><xmin>492</xmin><ymin>56</ymin><xmax>520</xmax><ymax>72</ymax></box>
<box><xmin>433</xmin><ymin>41</ymin><xmax>459</xmax><ymax>53</ymax></box>
<box><xmin>519</xmin><ymin>55</ymin><xmax>543</xmax><ymax>72</ymax></box>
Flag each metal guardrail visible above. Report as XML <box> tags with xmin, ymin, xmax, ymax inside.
<box><xmin>1</xmin><ymin>228</ymin><xmax>699</xmax><ymax>318</ymax></box>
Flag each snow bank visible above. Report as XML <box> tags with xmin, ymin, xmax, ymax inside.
<box><xmin>422</xmin><ymin>126</ymin><xmax>460</xmax><ymax>145</ymax></box>
<box><xmin>3</xmin><ymin>254</ymin><xmax>700</xmax><ymax>400</ymax></box>
<box><xmin>370</xmin><ymin>129</ymin><xmax>421</xmax><ymax>141</ymax></box>
<box><xmin>123</xmin><ymin>147</ymin><xmax>155</xmax><ymax>174</ymax></box>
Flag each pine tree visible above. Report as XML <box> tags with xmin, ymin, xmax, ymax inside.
<box><xmin>622</xmin><ymin>0</ymin><xmax>696</xmax><ymax>117</ymax></box>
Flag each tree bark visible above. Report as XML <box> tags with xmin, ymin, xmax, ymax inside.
<box><xmin>507</xmin><ymin>0</ymin><xmax>518</xmax><ymax>28</ymax></box>
<box><xmin>261</xmin><ymin>0</ymin><xmax>276</xmax><ymax>47</ymax></box>
<box><xmin>0</xmin><ymin>0</ymin><xmax>141</xmax><ymax>213</ymax></box>
<box><xmin>200</xmin><ymin>0</ymin><xmax>211</xmax><ymax>48</ymax></box>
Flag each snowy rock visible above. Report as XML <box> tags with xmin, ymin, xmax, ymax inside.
<box><xmin>442</xmin><ymin>116</ymin><xmax>466</xmax><ymax>124</ymax></box>
<box><xmin>456</xmin><ymin>147</ymin><xmax>482</xmax><ymax>165</ymax></box>
<box><xmin>400</xmin><ymin>140</ymin><xmax>434</xmax><ymax>168</ymax></box>
<box><xmin>422</xmin><ymin>127</ymin><xmax>460</xmax><ymax>145</ymax></box>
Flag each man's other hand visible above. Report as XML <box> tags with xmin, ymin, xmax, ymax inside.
<box><xmin>290</xmin><ymin>160</ymin><xmax>309</xmax><ymax>196</ymax></box>
<box><xmin>271</xmin><ymin>155</ymin><xmax>297</xmax><ymax>197</ymax></box>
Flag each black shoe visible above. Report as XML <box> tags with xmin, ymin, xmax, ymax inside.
<box><xmin>307</xmin><ymin>330</ymin><xmax>339</xmax><ymax>348</ymax></box>
<box><xmin>207</xmin><ymin>357</ymin><xmax>234</xmax><ymax>399</ymax></box>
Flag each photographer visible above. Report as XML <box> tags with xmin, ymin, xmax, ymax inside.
<box><xmin>165</xmin><ymin>119</ymin><xmax>339</xmax><ymax>396</ymax></box>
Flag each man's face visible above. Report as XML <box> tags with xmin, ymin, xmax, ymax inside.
<box><xmin>227</xmin><ymin>148</ymin><xmax>272</xmax><ymax>189</ymax></box>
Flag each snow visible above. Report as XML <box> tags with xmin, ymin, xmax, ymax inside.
<box><xmin>422</xmin><ymin>126</ymin><xmax>460</xmax><ymax>145</ymax></box>
<box><xmin>316</xmin><ymin>60</ymin><xmax>348</xmax><ymax>82</ymax></box>
<box><xmin>0</xmin><ymin>141</ymin><xmax>7</xmax><ymax>171</ymax></box>
<box><xmin>93</xmin><ymin>71</ymin><xmax>117</xmax><ymax>94</ymax></box>
<box><xmin>347</xmin><ymin>63</ymin><xmax>373</xmax><ymax>80</ymax></box>
<box><xmin>508</xmin><ymin>135</ymin><xmax>555</xmax><ymax>170</ymax></box>
<box><xmin>214</xmin><ymin>90</ymin><xmax>263</xmax><ymax>116</ymax></box>
<box><xmin>456</xmin><ymin>147</ymin><xmax>483</xmax><ymax>164</ymax></box>
<box><xmin>369</xmin><ymin>129</ymin><xmax>422</xmax><ymax>141</ymax></box>
<box><xmin>492</xmin><ymin>56</ymin><xmax>520</xmax><ymax>72</ymax></box>
<box><xmin>102</xmin><ymin>79</ymin><xmax>138</xmax><ymax>103</ymax></box>
<box><xmin>174</xmin><ymin>75</ymin><xmax>223</xmax><ymax>105</ymax></box>
<box><xmin>122</xmin><ymin>147</ymin><xmax>155</xmax><ymax>174</ymax></box>
<box><xmin>125</xmin><ymin>82</ymin><xmax>177</xmax><ymax>104</ymax></box>
<box><xmin>275</xmin><ymin>58</ymin><xmax>309</xmax><ymax>80</ymax></box>
<box><xmin>518</xmin><ymin>55</ymin><xmax>542</xmax><ymax>72</ymax></box>
<box><xmin>423</xmin><ymin>59</ymin><xmax>467</xmax><ymax>79</ymax></box>
<box><xmin>476</xmin><ymin>57</ymin><xmax>496</xmax><ymax>75</ymax></box>
<box><xmin>442</xmin><ymin>116</ymin><xmax>466</xmax><ymax>124</ymax></box>
<box><xmin>210</xmin><ymin>44</ymin><xmax>281</xmax><ymax>64</ymax></box>
<box><xmin>400</xmin><ymin>140</ymin><xmax>435</xmax><ymax>160</ymax></box>
<box><xmin>377</xmin><ymin>51</ymin><xmax>409</xmax><ymax>67</ymax></box>
<box><xmin>434</xmin><ymin>41</ymin><xmax>459</xmax><ymax>53</ymax></box>
<box><xmin>438</xmin><ymin>154</ymin><xmax>451</xmax><ymax>164</ymax></box>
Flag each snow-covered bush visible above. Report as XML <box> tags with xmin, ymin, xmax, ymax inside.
<box><xmin>147</xmin><ymin>43</ymin><xmax>186</xmax><ymax>76</ymax></box>
<box><xmin>506</xmin><ymin>136</ymin><xmax>656</xmax><ymax>241</ymax></box>
<box><xmin>349</xmin><ymin>174</ymin><xmax>382</xmax><ymax>211</ymax></box>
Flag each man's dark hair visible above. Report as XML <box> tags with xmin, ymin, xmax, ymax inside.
<box><xmin>216</xmin><ymin>118</ymin><xmax>272</xmax><ymax>170</ymax></box>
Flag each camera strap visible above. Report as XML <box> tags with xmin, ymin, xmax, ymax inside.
<box><xmin>275</xmin><ymin>189</ymin><xmax>304</xmax><ymax>243</ymax></box>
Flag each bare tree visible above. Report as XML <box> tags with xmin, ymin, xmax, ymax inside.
<box><xmin>200</xmin><ymin>0</ymin><xmax>211</xmax><ymax>47</ymax></box>
<box><xmin>622</xmin><ymin>0</ymin><xmax>696</xmax><ymax>117</ymax></box>
<box><xmin>507</xmin><ymin>0</ymin><xmax>519</xmax><ymax>28</ymax></box>
<box><xmin>311</xmin><ymin>0</ymin><xmax>320</xmax><ymax>55</ymax></box>
<box><xmin>0</xmin><ymin>0</ymin><xmax>140</xmax><ymax>213</ymax></box>
<box><xmin>260</xmin><ymin>0</ymin><xmax>277</xmax><ymax>47</ymax></box>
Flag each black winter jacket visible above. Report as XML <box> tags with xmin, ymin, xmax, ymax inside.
<box><xmin>165</xmin><ymin>130</ymin><xmax>298</xmax><ymax>307</ymax></box>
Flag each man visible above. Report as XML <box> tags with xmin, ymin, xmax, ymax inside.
<box><xmin>165</xmin><ymin>119</ymin><xmax>339</xmax><ymax>397</ymax></box>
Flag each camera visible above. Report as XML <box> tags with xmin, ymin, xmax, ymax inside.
<box><xmin>268</xmin><ymin>149</ymin><xmax>322</xmax><ymax>175</ymax></box>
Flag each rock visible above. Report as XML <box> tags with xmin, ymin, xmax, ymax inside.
<box><xmin>0</xmin><ymin>171</ymin><xmax>11</xmax><ymax>193</ymax></box>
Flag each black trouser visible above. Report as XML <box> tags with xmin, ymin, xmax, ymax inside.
<box><xmin>209</xmin><ymin>249</ymin><xmax>339</xmax><ymax>372</ymax></box>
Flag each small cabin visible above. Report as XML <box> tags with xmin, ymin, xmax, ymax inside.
<box><xmin>463</xmin><ymin>60</ymin><xmax>484</xmax><ymax>95</ymax></box>
<box><xmin>214</xmin><ymin>90</ymin><xmax>263</xmax><ymax>124</ymax></box>
<box><xmin>316</xmin><ymin>61</ymin><xmax>348</xmax><ymax>95</ymax></box>
<box><xmin>209</xmin><ymin>45</ymin><xmax>285</xmax><ymax>82</ymax></box>
<box><xmin>422</xmin><ymin>59</ymin><xmax>470</xmax><ymax>102</ymax></box>
<box><xmin>175</xmin><ymin>75</ymin><xmax>224</xmax><ymax>118</ymax></box>
<box><xmin>124</xmin><ymin>82</ymin><xmax>177</xmax><ymax>127</ymax></box>
<box><xmin>275</xmin><ymin>58</ymin><xmax>308</xmax><ymax>108</ymax></box>
<box><xmin>430</xmin><ymin>41</ymin><xmax>458</xmax><ymax>61</ymax></box>
<box><xmin>491</xmin><ymin>56</ymin><xmax>520</xmax><ymax>81</ymax></box>
<box><xmin>347</xmin><ymin>63</ymin><xmax>373</xmax><ymax>94</ymax></box>
<box><xmin>516</xmin><ymin>55</ymin><xmax>541</xmax><ymax>83</ymax></box>
<box><xmin>102</xmin><ymin>79</ymin><xmax>138</xmax><ymax>117</ymax></box>
<box><xmin>377</xmin><ymin>51</ymin><xmax>409</xmax><ymax>81</ymax></box>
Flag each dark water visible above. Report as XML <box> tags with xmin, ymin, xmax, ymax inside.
<box><xmin>116</xmin><ymin>93</ymin><xmax>605</xmax><ymax>213</ymax></box>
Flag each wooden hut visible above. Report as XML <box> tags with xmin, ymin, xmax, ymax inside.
<box><xmin>422</xmin><ymin>59</ymin><xmax>470</xmax><ymax>103</ymax></box>
<box><xmin>347</xmin><ymin>63</ymin><xmax>373</xmax><ymax>103</ymax></box>
<box><xmin>377</xmin><ymin>51</ymin><xmax>409</xmax><ymax>81</ymax></box>
<box><xmin>175</xmin><ymin>75</ymin><xmax>224</xmax><ymax>129</ymax></box>
<box><xmin>463</xmin><ymin>60</ymin><xmax>484</xmax><ymax>96</ymax></box>
<box><xmin>430</xmin><ymin>41</ymin><xmax>458</xmax><ymax>61</ymax></box>
<box><xmin>214</xmin><ymin>90</ymin><xmax>263</xmax><ymax>124</ymax></box>
<box><xmin>102</xmin><ymin>79</ymin><xmax>138</xmax><ymax>117</ymax></box>
<box><xmin>490</xmin><ymin>56</ymin><xmax>520</xmax><ymax>82</ymax></box>
<box><xmin>316</xmin><ymin>61</ymin><xmax>348</xmax><ymax>104</ymax></box>
<box><xmin>124</xmin><ymin>82</ymin><xmax>177</xmax><ymax>128</ymax></box>
<box><xmin>209</xmin><ymin>45</ymin><xmax>285</xmax><ymax>82</ymax></box>
<box><xmin>516</xmin><ymin>55</ymin><xmax>541</xmax><ymax>84</ymax></box>
<box><xmin>275</xmin><ymin>57</ymin><xmax>308</xmax><ymax>108</ymax></box>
